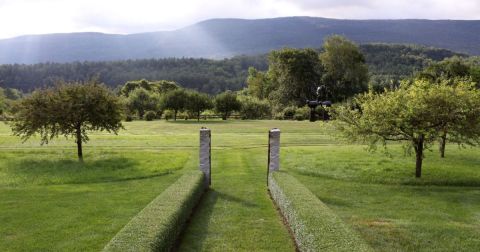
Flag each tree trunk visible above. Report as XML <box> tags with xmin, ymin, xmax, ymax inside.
<box><xmin>414</xmin><ymin>134</ymin><xmax>424</xmax><ymax>178</ymax></box>
<box><xmin>439</xmin><ymin>132</ymin><xmax>447</xmax><ymax>158</ymax></box>
<box><xmin>76</xmin><ymin>125</ymin><xmax>83</xmax><ymax>162</ymax></box>
<box><xmin>197</xmin><ymin>111</ymin><xmax>200</xmax><ymax>122</ymax></box>
<box><xmin>222</xmin><ymin>112</ymin><xmax>227</xmax><ymax>120</ymax></box>
<box><xmin>174</xmin><ymin>110</ymin><xmax>177</xmax><ymax>121</ymax></box>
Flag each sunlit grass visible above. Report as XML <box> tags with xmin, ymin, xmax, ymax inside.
<box><xmin>0</xmin><ymin>120</ymin><xmax>478</xmax><ymax>251</ymax></box>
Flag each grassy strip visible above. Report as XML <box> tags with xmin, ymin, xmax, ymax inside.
<box><xmin>269</xmin><ymin>171</ymin><xmax>372</xmax><ymax>252</ymax></box>
<box><xmin>103</xmin><ymin>170</ymin><xmax>205</xmax><ymax>252</ymax></box>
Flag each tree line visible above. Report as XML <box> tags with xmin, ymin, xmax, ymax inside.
<box><xmin>0</xmin><ymin>43</ymin><xmax>465</xmax><ymax>94</ymax></box>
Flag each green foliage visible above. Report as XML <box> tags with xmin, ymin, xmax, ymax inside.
<box><xmin>11</xmin><ymin>80</ymin><xmax>123</xmax><ymax>160</ymax></box>
<box><xmin>103</xmin><ymin>170</ymin><xmax>205</xmax><ymax>252</ymax></box>
<box><xmin>126</xmin><ymin>88</ymin><xmax>161</xmax><ymax>119</ymax></box>
<box><xmin>186</xmin><ymin>90</ymin><xmax>213</xmax><ymax>121</ymax></box>
<box><xmin>161</xmin><ymin>89</ymin><xmax>189</xmax><ymax>121</ymax></box>
<box><xmin>247</xmin><ymin>67</ymin><xmax>271</xmax><ymax>99</ymax></box>
<box><xmin>320</xmin><ymin>35</ymin><xmax>369</xmax><ymax>101</ymax></box>
<box><xmin>0</xmin><ymin>88</ymin><xmax>5</xmax><ymax>117</ymax></box>
<box><xmin>268</xmin><ymin>48</ymin><xmax>322</xmax><ymax>106</ymax></box>
<box><xmin>293</xmin><ymin>106</ymin><xmax>310</xmax><ymax>121</ymax></box>
<box><xmin>238</xmin><ymin>96</ymin><xmax>271</xmax><ymax>119</ymax></box>
<box><xmin>144</xmin><ymin>111</ymin><xmax>156</xmax><ymax>121</ymax></box>
<box><xmin>281</xmin><ymin>105</ymin><xmax>297</xmax><ymax>119</ymax></box>
<box><xmin>214</xmin><ymin>90</ymin><xmax>241</xmax><ymax>120</ymax></box>
<box><xmin>120</xmin><ymin>79</ymin><xmax>180</xmax><ymax>97</ymax></box>
<box><xmin>333</xmin><ymin>79</ymin><xmax>480</xmax><ymax>177</ymax></box>
<box><xmin>269</xmin><ymin>172</ymin><xmax>372</xmax><ymax>252</ymax></box>
<box><xmin>0</xmin><ymin>55</ymin><xmax>268</xmax><ymax>94</ymax></box>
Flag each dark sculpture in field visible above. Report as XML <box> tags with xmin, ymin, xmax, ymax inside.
<box><xmin>306</xmin><ymin>86</ymin><xmax>332</xmax><ymax>122</ymax></box>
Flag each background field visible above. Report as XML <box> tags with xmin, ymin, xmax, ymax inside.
<box><xmin>0</xmin><ymin>120</ymin><xmax>479</xmax><ymax>251</ymax></box>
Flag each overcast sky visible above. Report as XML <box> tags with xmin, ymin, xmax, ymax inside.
<box><xmin>0</xmin><ymin>0</ymin><xmax>479</xmax><ymax>39</ymax></box>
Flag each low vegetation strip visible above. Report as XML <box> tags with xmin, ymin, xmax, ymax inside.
<box><xmin>103</xmin><ymin>170</ymin><xmax>205</xmax><ymax>252</ymax></box>
<box><xmin>269</xmin><ymin>171</ymin><xmax>372</xmax><ymax>252</ymax></box>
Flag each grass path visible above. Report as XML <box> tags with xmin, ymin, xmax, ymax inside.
<box><xmin>177</xmin><ymin>147</ymin><xmax>295</xmax><ymax>251</ymax></box>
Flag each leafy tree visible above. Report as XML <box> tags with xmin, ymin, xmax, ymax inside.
<box><xmin>162</xmin><ymin>89</ymin><xmax>189</xmax><ymax>121</ymax></box>
<box><xmin>320</xmin><ymin>35</ymin><xmax>369</xmax><ymax>101</ymax></box>
<box><xmin>126</xmin><ymin>88</ymin><xmax>161</xmax><ymax>119</ymax></box>
<box><xmin>214</xmin><ymin>91</ymin><xmax>241</xmax><ymax>120</ymax></box>
<box><xmin>121</xmin><ymin>79</ymin><xmax>179</xmax><ymax>97</ymax></box>
<box><xmin>333</xmin><ymin>79</ymin><xmax>479</xmax><ymax>178</ymax></box>
<box><xmin>238</xmin><ymin>96</ymin><xmax>271</xmax><ymax>119</ymax></box>
<box><xmin>431</xmin><ymin>79</ymin><xmax>480</xmax><ymax>157</ymax></box>
<box><xmin>247</xmin><ymin>67</ymin><xmax>271</xmax><ymax>99</ymax></box>
<box><xmin>11</xmin><ymin>80</ymin><xmax>123</xmax><ymax>161</ymax></box>
<box><xmin>417</xmin><ymin>57</ymin><xmax>473</xmax><ymax>83</ymax></box>
<box><xmin>186</xmin><ymin>91</ymin><xmax>213</xmax><ymax>121</ymax></box>
<box><xmin>416</xmin><ymin>57</ymin><xmax>480</xmax><ymax>156</ymax></box>
<box><xmin>267</xmin><ymin>48</ymin><xmax>323</xmax><ymax>106</ymax></box>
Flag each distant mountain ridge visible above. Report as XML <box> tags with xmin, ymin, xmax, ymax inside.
<box><xmin>0</xmin><ymin>16</ymin><xmax>479</xmax><ymax>64</ymax></box>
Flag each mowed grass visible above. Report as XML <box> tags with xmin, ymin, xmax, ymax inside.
<box><xmin>283</xmin><ymin>145</ymin><xmax>480</xmax><ymax>251</ymax></box>
<box><xmin>1</xmin><ymin>120</ymin><xmax>479</xmax><ymax>251</ymax></box>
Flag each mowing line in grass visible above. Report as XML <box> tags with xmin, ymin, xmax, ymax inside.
<box><xmin>177</xmin><ymin>148</ymin><xmax>296</xmax><ymax>251</ymax></box>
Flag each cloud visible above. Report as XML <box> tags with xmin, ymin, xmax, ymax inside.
<box><xmin>0</xmin><ymin>0</ymin><xmax>479</xmax><ymax>39</ymax></box>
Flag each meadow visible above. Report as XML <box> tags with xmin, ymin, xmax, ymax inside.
<box><xmin>0</xmin><ymin>120</ymin><xmax>478</xmax><ymax>251</ymax></box>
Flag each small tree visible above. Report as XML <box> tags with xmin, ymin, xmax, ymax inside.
<box><xmin>238</xmin><ymin>96</ymin><xmax>271</xmax><ymax>119</ymax></box>
<box><xmin>161</xmin><ymin>89</ymin><xmax>188</xmax><ymax>121</ymax></box>
<box><xmin>11</xmin><ymin>80</ymin><xmax>123</xmax><ymax>161</ymax></box>
<box><xmin>126</xmin><ymin>88</ymin><xmax>160</xmax><ymax>119</ymax></box>
<box><xmin>214</xmin><ymin>91</ymin><xmax>241</xmax><ymax>120</ymax></box>
<box><xmin>333</xmin><ymin>79</ymin><xmax>475</xmax><ymax>178</ymax></box>
<box><xmin>186</xmin><ymin>91</ymin><xmax>213</xmax><ymax>121</ymax></box>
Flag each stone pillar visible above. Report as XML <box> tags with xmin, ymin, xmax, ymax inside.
<box><xmin>268</xmin><ymin>128</ymin><xmax>280</xmax><ymax>172</ymax></box>
<box><xmin>199</xmin><ymin>127</ymin><xmax>211</xmax><ymax>186</ymax></box>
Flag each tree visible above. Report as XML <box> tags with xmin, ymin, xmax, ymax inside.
<box><xmin>247</xmin><ymin>67</ymin><xmax>271</xmax><ymax>99</ymax></box>
<box><xmin>126</xmin><ymin>88</ymin><xmax>161</xmax><ymax>119</ymax></box>
<box><xmin>11</xmin><ymin>80</ymin><xmax>123</xmax><ymax>161</ymax></box>
<box><xmin>333</xmin><ymin>79</ymin><xmax>479</xmax><ymax>178</ymax></box>
<box><xmin>416</xmin><ymin>57</ymin><xmax>480</xmax><ymax>157</ymax></box>
<box><xmin>186</xmin><ymin>91</ymin><xmax>213</xmax><ymax>121</ymax></box>
<box><xmin>162</xmin><ymin>89</ymin><xmax>188</xmax><ymax>121</ymax></box>
<box><xmin>238</xmin><ymin>96</ymin><xmax>271</xmax><ymax>119</ymax></box>
<box><xmin>214</xmin><ymin>91</ymin><xmax>241</xmax><ymax>120</ymax></box>
<box><xmin>431</xmin><ymin>79</ymin><xmax>480</xmax><ymax>157</ymax></box>
<box><xmin>120</xmin><ymin>79</ymin><xmax>179</xmax><ymax>97</ymax></box>
<box><xmin>267</xmin><ymin>48</ymin><xmax>323</xmax><ymax>106</ymax></box>
<box><xmin>320</xmin><ymin>35</ymin><xmax>369</xmax><ymax>101</ymax></box>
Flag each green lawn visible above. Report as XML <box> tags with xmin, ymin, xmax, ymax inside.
<box><xmin>0</xmin><ymin>120</ymin><xmax>479</xmax><ymax>251</ymax></box>
<box><xmin>282</xmin><ymin>146</ymin><xmax>480</xmax><ymax>251</ymax></box>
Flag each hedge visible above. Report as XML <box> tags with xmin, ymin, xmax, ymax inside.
<box><xmin>103</xmin><ymin>170</ymin><xmax>205</xmax><ymax>252</ymax></box>
<box><xmin>268</xmin><ymin>171</ymin><xmax>372</xmax><ymax>252</ymax></box>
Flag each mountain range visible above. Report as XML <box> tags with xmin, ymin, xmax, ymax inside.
<box><xmin>1</xmin><ymin>16</ymin><xmax>479</xmax><ymax>64</ymax></box>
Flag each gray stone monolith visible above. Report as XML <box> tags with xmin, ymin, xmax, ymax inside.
<box><xmin>268</xmin><ymin>128</ymin><xmax>280</xmax><ymax>172</ymax></box>
<box><xmin>199</xmin><ymin>127</ymin><xmax>211</xmax><ymax>186</ymax></box>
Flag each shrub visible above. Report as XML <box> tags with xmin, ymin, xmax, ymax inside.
<box><xmin>144</xmin><ymin>111</ymin><xmax>156</xmax><ymax>121</ymax></box>
<box><xmin>293</xmin><ymin>106</ymin><xmax>310</xmax><ymax>121</ymax></box>
<box><xmin>282</xmin><ymin>106</ymin><xmax>297</xmax><ymax>120</ymax></box>
<box><xmin>239</xmin><ymin>96</ymin><xmax>271</xmax><ymax>119</ymax></box>
<box><xmin>125</xmin><ymin>114</ymin><xmax>134</xmax><ymax>122</ymax></box>
<box><xmin>163</xmin><ymin>110</ymin><xmax>174</xmax><ymax>121</ymax></box>
<box><xmin>269</xmin><ymin>172</ymin><xmax>372</xmax><ymax>252</ymax></box>
<box><xmin>103</xmin><ymin>170</ymin><xmax>206</xmax><ymax>252</ymax></box>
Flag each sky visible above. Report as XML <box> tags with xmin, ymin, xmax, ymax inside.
<box><xmin>0</xmin><ymin>0</ymin><xmax>479</xmax><ymax>39</ymax></box>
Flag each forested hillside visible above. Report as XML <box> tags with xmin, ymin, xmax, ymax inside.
<box><xmin>0</xmin><ymin>44</ymin><xmax>464</xmax><ymax>93</ymax></box>
<box><xmin>0</xmin><ymin>17</ymin><xmax>479</xmax><ymax>64</ymax></box>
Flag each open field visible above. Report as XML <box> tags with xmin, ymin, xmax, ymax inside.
<box><xmin>0</xmin><ymin>120</ymin><xmax>479</xmax><ymax>251</ymax></box>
